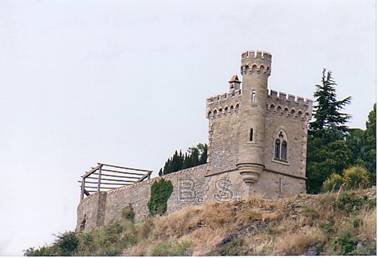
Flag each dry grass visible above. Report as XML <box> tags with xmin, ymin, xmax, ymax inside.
<box><xmin>358</xmin><ymin>208</ymin><xmax>376</xmax><ymax>242</ymax></box>
<box><xmin>181</xmin><ymin>227</ymin><xmax>227</xmax><ymax>256</ymax></box>
<box><xmin>274</xmin><ymin>227</ymin><xmax>326</xmax><ymax>255</ymax></box>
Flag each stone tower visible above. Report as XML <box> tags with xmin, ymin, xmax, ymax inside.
<box><xmin>206</xmin><ymin>50</ymin><xmax>312</xmax><ymax>196</ymax></box>
<box><xmin>237</xmin><ymin>51</ymin><xmax>271</xmax><ymax>183</ymax></box>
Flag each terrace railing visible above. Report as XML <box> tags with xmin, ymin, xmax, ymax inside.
<box><xmin>79</xmin><ymin>162</ymin><xmax>152</xmax><ymax>201</ymax></box>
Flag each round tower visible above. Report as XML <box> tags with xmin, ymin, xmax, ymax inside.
<box><xmin>237</xmin><ymin>50</ymin><xmax>272</xmax><ymax>184</ymax></box>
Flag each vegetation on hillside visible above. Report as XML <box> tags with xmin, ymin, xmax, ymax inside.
<box><xmin>25</xmin><ymin>188</ymin><xmax>376</xmax><ymax>256</ymax></box>
<box><xmin>158</xmin><ymin>144</ymin><xmax>208</xmax><ymax>176</ymax></box>
<box><xmin>306</xmin><ymin>69</ymin><xmax>376</xmax><ymax>193</ymax></box>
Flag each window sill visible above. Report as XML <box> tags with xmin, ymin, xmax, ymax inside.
<box><xmin>272</xmin><ymin>159</ymin><xmax>290</xmax><ymax>166</ymax></box>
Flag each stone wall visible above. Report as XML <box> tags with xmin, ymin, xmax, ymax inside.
<box><xmin>76</xmin><ymin>163</ymin><xmax>305</xmax><ymax>232</ymax></box>
<box><xmin>77</xmin><ymin>164</ymin><xmax>208</xmax><ymax>232</ymax></box>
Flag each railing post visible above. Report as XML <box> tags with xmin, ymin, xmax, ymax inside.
<box><xmin>97</xmin><ymin>165</ymin><xmax>103</xmax><ymax>193</ymax></box>
<box><xmin>80</xmin><ymin>177</ymin><xmax>85</xmax><ymax>201</ymax></box>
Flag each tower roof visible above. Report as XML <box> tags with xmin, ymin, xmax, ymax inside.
<box><xmin>229</xmin><ymin>75</ymin><xmax>241</xmax><ymax>83</ymax></box>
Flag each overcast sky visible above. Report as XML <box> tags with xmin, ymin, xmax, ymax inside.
<box><xmin>0</xmin><ymin>0</ymin><xmax>375</xmax><ymax>255</ymax></box>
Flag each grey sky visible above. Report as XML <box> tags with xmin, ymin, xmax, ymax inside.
<box><xmin>0</xmin><ymin>0</ymin><xmax>375</xmax><ymax>255</ymax></box>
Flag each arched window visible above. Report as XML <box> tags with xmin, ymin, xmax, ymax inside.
<box><xmin>249</xmin><ymin>128</ymin><xmax>254</xmax><ymax>142</ymax></box>
<box><xmin>275</xmin><ymin>139</ymin><xmax>281</xmax><ymax>159</ymax></box>
<box><xmin>274</xmin><ymin>130</ymin><xmax>288</xmax><ymax>162</ymax></box>
<box><xmin>281</xmin><ymin>141</ymin><xmax>287</xmax><ymax>160</ymax></box>
<box><xmin>251</xmin><ymin>90</ymin><xmax>256</xmax><ymax>103</ymax></box>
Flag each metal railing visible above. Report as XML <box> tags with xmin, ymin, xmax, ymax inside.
<box><xmin>79</xmin><ymin>162</ymin><xmax>152</xmax><ymax>200</ymax></box>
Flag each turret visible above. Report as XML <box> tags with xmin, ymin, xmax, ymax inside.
<box><xmin>229</xmin><ymin>75</ymin><xmax>241</xmax><ymax>92</ymax></box>
<box><xmin>237</xmin><ymin>50</ymin><xmax>272</xmax><ymax>184</ymax></box>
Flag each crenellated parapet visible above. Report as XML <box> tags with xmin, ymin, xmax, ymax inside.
<box><xmin>240</xmin><ymin>50</ymin><xmax>272</xmax><ymax>76</ymax></box>
<box><xmin>266</xmin><ymin>89</ymin><xmax>313</xmax><ymax>120</ymax></box>
<box><xmin>207</xmin><ymin>89</ymin><xmax>242</xmax><ymax>119</ymax></box>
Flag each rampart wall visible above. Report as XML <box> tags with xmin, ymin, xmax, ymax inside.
<box><xmin>76</xmin><ymin>163</ymin><xmax>305</xmax><ymax>232</ymax></box>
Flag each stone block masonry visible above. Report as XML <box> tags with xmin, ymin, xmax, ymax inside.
<box><xmin>76</xmin><ymin>50</ymin><xmax>312</xmax><ymax>232</ymax></box>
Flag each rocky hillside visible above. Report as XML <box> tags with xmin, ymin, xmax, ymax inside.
<box><xmin>25</xmin><ymin>188</ymin><xmax>376</xmax><ymax>256</ymax></box>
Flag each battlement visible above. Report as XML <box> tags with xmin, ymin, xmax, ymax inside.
<box><xmin>266</xmin><ymin>89</ymin><xmax>313</xmax><ymax>120</ymax></box>
<box><xmin>206</xmin><ymin>90</ymin><xmax>242</xmax><ymax>119</ymax></box>
<box><xmin>206</xmin><ymin>89</ymin><xmax>242</xmax><ymax>104</ymax></box>
<box><xmin>241</xmin><ymin>50</ymin><xmax>272</xmax><ymax>76</ymax></box>
<box><xmin>241</xmin><ymin>50</ymin><xmax>272</xmax><ymax>61</ymax></box>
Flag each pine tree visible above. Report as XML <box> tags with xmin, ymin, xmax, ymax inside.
<box><xmin>310</xmin><ymin>69</ymin><xmax>351</xmax><ymax>138</ymax></box>
<box><xmin>306</xmin><ymin>69</ymin><xmax>352</xmax><ymax>193</ymax></box>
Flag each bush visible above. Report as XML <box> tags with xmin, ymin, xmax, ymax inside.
<box><xmin>322</xmin><ymin>173</ymin><xmax>344</xmax><ymax>192</ymax></box>
<box><xmin>332</xmin><ymin>229</ymin><xmax>358</xmax><ymax>255</ymax></box>
<box><xmin>122</xmin><ymin>204</ymin><xmax>135</xmax><ymax>222</ymax></box>
<box><xmin>55</xmin><ymin>231</ymin><xmax>79</xmax><ymax>256</ymax></box>
<box><xmin>151</xmin><ymin>240</ymin><xmax>192</xmax><ymax>256</ymax></box>
<box><xmin>343</xmin><ymin>166</ymin><xmax>370</xmax><ymax>190</ymax></box>
<box><xmin>24</xmin><ymin>246</ymin><xmax>56</xmax><ymax>256</ymax></box>
<box><xmin>333</xmin><ymin>192</ymin><xmax>365</xmax><ymax>213</ymax></box>
<box><xmin>148</xmin><ymin>178</ymin><xmax>173</xmax><ymax>216</ymax></box>
<box><xmin>24</xmin><ymin>232</ymin><xmax>79</xmax><ymax>256</ymax></box>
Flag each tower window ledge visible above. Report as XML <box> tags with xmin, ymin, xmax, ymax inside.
<box><xmin>272</xmin><ymin>159</ymin><xmax>290</xmax><ymax>166</ymax></box>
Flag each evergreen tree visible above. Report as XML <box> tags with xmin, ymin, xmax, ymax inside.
<box><xmin>364</xmin><ymin>104</ymin><xmax>376</xmax><ymax>184</ymax></box>
<box><xmin>310</xmin><ymin>69</ymin><xmax>351</xmax><ymax>138</ymax></box>
<box><xmin>306</xmin><ymin>69</ymin><xmax>352</xmax><ymax>193</ymax></box>
<box><xmin>159</xmin><ymin>143</ymin><xmax>208</xmax><ymax>176</ymax></box>
<box><xmin>189</xmin><ymin>147</ymin><xmax>200</xmax><ymax>166</ymax></box>
<box><xmin>199</xmin><ymin>143</ymin><xmax>208</xmax><ymax>164</ymax></box>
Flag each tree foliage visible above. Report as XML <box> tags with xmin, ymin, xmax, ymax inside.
<box><xmin>307</xmin><ymin>69</ymin><xmax>376</xmax><ymax>193</ymax></box>
<box><xmin>307</xmin><ymin>69</ymin><xmax>352</xmax><ymax>193</ymax></box>
<box><xmin>310</xmin><ymin>69</ymin><xmax>351</xmax><ymax>136</ymax></box>
<box><xmin>343</xmin><ymin>166</ymin><xmax>370</xmax><ymax>190</ymax></box>
<box><xmin>364</xmin><ymin>104</ymin><xmax>376</xmax><ymax>182</ymax></box>
<box><xmin>159</xmin><ymin>143</ymin><xmax>208</xmax><ymax>176</ymax></box>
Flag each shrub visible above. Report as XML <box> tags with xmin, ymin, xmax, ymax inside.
<box><xmin>333</xmin><ymin>192</ymin><xmax>365</xmax><ymax>213</ymax></box>
<box><xmin>148</xmin><ymin>178</ymin><xmax>173</xmax><ymax>216</ymax></box>
<box><xmin>54</xmin><ymin>231</ymin><xmax>79</xmax><ymax>256</ymax></box>
<box><xmin>122</xmin><ymin>204</ymin><xmax>135</xmax><ymax>222</ymax></box>
<box><xmin>151</xmin><ymin>240</ymin><xmax>192</xmax><ymax>256</ymax></box>
<box><xmin>24</xmin><ymin>246</ymin><xmax>56</xmax><ymax>256</ymax></box>
<box><xmin>322</xmin><ymin>173</ymin><xmax>344</xmax><ymax>192</ymax></box>
<box><xmin>332</xmin><ymin>229</ymin><xmax>358</xmax><ymax>255</ymax></box>
<box><xmin>343</xmin><ymin>166</ymin><xmax>370</xmax><ymax>190</ymax></box>
<box><xmin>24</xmin><ymin>232</ymin><xmax>79</xmax><ymax>256</ymax></box>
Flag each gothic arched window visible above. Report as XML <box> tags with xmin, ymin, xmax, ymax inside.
<box><xmin>274</xmin><ymin>130</ymin><xmax>288</xmax><ymax>162</ymax></box>
<box><xmin>281</xmin><ymin>141</ymin><xmax>287</xmax><ymax>160</ymax></box>
<box><xmin>275</xmin><ymin>139</ymin><xmax>281</xmax><ymax>159</ymax></box>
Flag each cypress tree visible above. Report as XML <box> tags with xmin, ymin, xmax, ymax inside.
<box><xmin>159</xmin><ymin>143</ymin><xmax>208</xmax><ymax>176</ymax></box>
